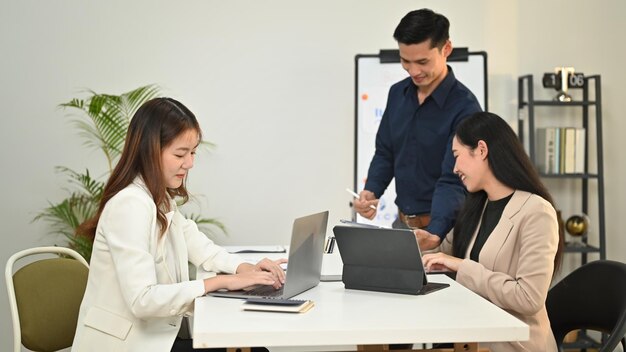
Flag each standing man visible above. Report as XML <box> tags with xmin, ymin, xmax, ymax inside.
<box><xmin>354</xmin><ymin>9</ymin><xmax>482</xmax><ymax>250</ymax></box>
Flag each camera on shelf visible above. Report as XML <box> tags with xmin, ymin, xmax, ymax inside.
<box><xmin>542</xmin><ymin>67</ymin><xmax>585</xmax><ymax>102</ymax></box>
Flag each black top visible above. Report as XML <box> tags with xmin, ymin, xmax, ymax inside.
<box><xmin>364</xmin><ymin>67</ymin><xmax>482</xmax><ymax>238</ymax></box>
<box><xmin>470</xmin><ymin>194</ymin><xmax>513</xmax><ymax>261</ymax></box>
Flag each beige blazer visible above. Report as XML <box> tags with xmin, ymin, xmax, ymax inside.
<box><xmin>440</xmin><ymin>190</ymin><xmax>559</xmax><ymax>352</ymax></box>
<box><xmin>72</xmin><ymin>179</ymin><xmax>244</xmax><ymax>352</ymax></box>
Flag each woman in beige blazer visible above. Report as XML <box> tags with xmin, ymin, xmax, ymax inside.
<box><xmin>71</xmin><ymin>98</ymin><xmax>285</xmax><ymax>352</ymax></box>
<box><xmin>423</xmin><ymin>112</ymin><xmax>564</xmax><ymax>352</ymax></box>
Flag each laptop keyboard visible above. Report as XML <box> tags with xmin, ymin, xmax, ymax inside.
<box><xmin>245</xmin><ymin>285</ymin><xmax>284</xmax><ymax>297</ymax></box>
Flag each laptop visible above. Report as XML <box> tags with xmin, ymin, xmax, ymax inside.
<box><xmin>332</xmin><ymin>225</ymin><xmax>449</xmax><ymax>295</ymax></box>
<box><xmin>210</xmin><ymin>211</ymin><xmax>329</xmax><ymax>299</ymax></box>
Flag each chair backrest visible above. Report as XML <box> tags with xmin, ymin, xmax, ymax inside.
<box><xmin>546</xmin><ymin>259</ymin><xmax>626</xmax><ymax>352</ymax></box>
<box><xmin>5</xmin><ymin>246</ymin><xmax>89</xmax><ymax>352</ymax></box>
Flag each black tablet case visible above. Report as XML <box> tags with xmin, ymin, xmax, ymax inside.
<box><xmin>333</xmin><ymin>225</ymin><xmax>448</xmax><ymax>295</ymax></box>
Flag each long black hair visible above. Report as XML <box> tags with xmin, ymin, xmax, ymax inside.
<box><xmin>451</xmin><ymin>112</ymin><xmax>564</xmax><ymax>274</ymax></box>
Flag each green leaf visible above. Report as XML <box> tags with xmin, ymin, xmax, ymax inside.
<box><xmin>186</xmin><ymin>213</ymin><xmax>228</xmax><ymax>240</ymax></box>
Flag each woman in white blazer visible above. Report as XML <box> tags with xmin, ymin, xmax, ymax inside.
<box><xmin>71</xmin><ymin>98</ymin><xmax>285</xmax><ymax>352</ymax></box>
<box><xmin>422</xmin><ymin>112</ymin><xmax>564</xmax><ymax>351</ymax></box>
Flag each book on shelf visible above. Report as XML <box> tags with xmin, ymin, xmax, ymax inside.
<box><xmin>535</xmin><ymin>127</ymin><xmax>559</xmax><ymax>174</ymax></box>
<box><xmin>535</xmin><ymin>127</ymin><xmax>585</xmax><ymax>174</ymax></box>
<box><xmin>536</xmin><ymin>127</ymin><xmax>554</xmax><ymax>173</ymax></box>
<box><xmin>562</xmin><ymin>127</ymin><xmax>586</xmax><ymax>174</ymax></box>
<box><xmin>558</xmin><ymin>128</ymin><xmax>566</xmax><ymax>173</ymax></box>
<box><xmin>563</xmin><ymin>128</ymin><xmax>576</xmax><ymax>174</ymax></box>
<box><xmin>574</xmin><ymin>128</ymin><xmax>586</xmax><ymax>174</ymax></box>
<box><xmin>241</xmin><ymin>298</ymin><xmax>314</xmax><ymax>313</ymax></box>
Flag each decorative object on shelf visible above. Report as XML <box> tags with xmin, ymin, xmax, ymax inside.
<box><xmin>542</xmin><ymin>67</ymin><xmax>585</xmax><ymax>102</ymax></box>
<box><xmin>565</xmin><ymin>214</ymin><xmax>590</xmax><ymax>247</ymax></box>
<box><xmin>565</xmin><ymin>214</ymin><xmax>589</xmax><ymax>236</ymax></box>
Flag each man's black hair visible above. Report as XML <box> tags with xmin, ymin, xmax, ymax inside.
<box><xmin>393</xmin><ymin>8</ymin><xmax>450</xmax><ymax>48</ymax></box>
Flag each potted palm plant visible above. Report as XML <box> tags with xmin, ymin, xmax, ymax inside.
<box><xmin>34</xmin><ymin>85</ymin><xmax>225</xmax><ymax>261</ymax></box>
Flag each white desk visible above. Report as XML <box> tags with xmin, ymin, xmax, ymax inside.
<box><xmin>193</xmin><ymin>275</ymin><xmax>528</xmax><ymax>350</ymax></box>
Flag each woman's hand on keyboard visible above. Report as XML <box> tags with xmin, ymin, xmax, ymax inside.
<box><xmin>204</xmin><ymin>270</ymin><xmax>278</xmax><ymax>293</ymax></box>
<box><xmin>254</xmin><ymin>258</ymin><xmax>288</xmax><ymax>287</ymax></box>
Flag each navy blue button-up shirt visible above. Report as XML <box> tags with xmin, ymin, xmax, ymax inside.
<box><xmin>364</xmin><ymin>67</ymin><xmax>482</xmax><ymax>238</ymax></box>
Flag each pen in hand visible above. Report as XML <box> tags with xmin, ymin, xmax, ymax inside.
<box><xmin>345</xmin><ymin>188</ymin><xmax>377</xmax><ymax>210</ymax></box>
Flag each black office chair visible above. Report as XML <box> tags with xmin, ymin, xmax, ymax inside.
<box><xmin>546</xmin><ymin>260</ymin><xmax>626</xmax><ymax>352</ymax></box>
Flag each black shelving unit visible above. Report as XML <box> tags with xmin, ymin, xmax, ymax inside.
<box><xmin>518</xmin><ymin>74</ymin><xmax>606</xmax><ymax>350</ymax></box>
<box><xmin>518</xmin><ymin>74</ymin><xmax>606</xmax><ymax>262</ymax></box>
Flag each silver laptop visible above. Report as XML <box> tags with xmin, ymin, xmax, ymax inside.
<box><xmin>210</xmin><ymin>211</ymin><xmax>329</xmax><ymax>299</ymax></box>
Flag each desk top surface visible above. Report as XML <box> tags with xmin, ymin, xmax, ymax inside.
<box><xmin>193</xmin><ymin>275</ymin><xmax>528</xmax><ymax>348</ymax></box>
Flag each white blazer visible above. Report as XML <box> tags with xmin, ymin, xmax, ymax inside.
<box><xmin>72</xmin><ymin>179</ymin><xmax>244</xmax><ymax>352</ymax></box>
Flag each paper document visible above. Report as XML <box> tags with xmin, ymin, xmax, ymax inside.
<box><xmin>223</xmin><ymin>245</ymin><xmax>287</xmax><ymax>254</ymax></box>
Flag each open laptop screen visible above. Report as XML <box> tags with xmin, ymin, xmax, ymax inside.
<box><xmin>209</xmin><ymin>211</ymin><xmax>328</xmax><ymax>299</ymax></box>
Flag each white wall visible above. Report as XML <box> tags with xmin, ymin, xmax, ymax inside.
<box><xmin>1</xmin><ymin>0</ymin><xmax>624</xmax><ymax>350</ymax></box>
